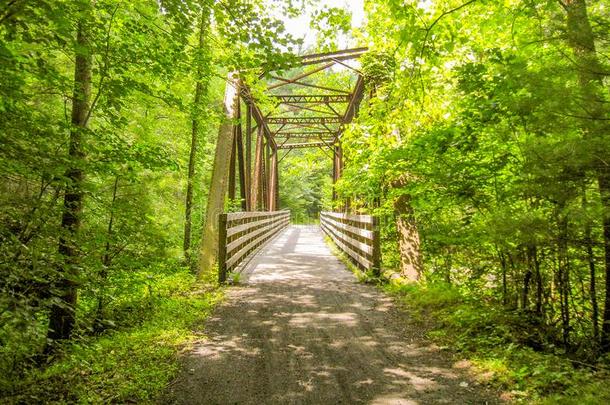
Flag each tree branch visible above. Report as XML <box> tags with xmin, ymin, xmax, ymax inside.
<box><xmin>85</xmin><ymin>4</ymin><xmax>120</xmax><ymax>125</ymax></box>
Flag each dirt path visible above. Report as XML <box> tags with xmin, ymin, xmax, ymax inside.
<box><xmin>166</xmin><ymin>226</ymin><xmax>500</xmax><ymax>404</ymax></box>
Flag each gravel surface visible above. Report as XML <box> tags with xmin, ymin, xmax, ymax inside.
<box><xmin>165</xmin><ymin>225</ymin><xmax>501</xmax><ymax>404</ymax></box>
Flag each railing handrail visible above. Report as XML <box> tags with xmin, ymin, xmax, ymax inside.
<box><xmin>218</xmin><ymin>210</ymin><xmax>290</xmax><ymax>282</ymax></box>
<box><xmin>320</xmin><ymin>211</ymin><xmax>380</xmax><ymax>274</ymax></box>
<box><xmin>320</xmin><ymin>211</ymin><xmax>375</xmax><ymax>225</ymax></box>
<box><xmin>225</xmin><ymin>209</ymin><xmax>290</xmax><ymax>221</ymax></box>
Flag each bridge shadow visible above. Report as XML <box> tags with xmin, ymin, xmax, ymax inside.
<box><xmin>167</xmin><ymin>227</ymin><xmax>500</xmax><ymax>404</ymax></box>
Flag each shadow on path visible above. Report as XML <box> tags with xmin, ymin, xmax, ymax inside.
<box><xmin>166</xmin><ymin>226</ymin><xmax>500</xmax><ymax>404</ymax></box>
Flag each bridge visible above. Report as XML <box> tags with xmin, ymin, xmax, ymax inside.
<box><xmin>171</xmin><ymin>223</ymin><xmax>495</xmax><ymax>403</ymax></box>
<box><xmin>198</xmin><ymin>48</ymin><xmax>377</xmax><ymax>278</ymax></box>
<box><xmin>216</xmin><ymin>210</ymin><xmax>379</xmax><ymax>283</ymax></box>
<box><xmin>170</xmin><ymin>49</ymin><xmax>497</xmax><ymax>404</ymax></box>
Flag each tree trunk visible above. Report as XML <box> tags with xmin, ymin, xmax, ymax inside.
<box><xmin>522</xmin><ymin>246</ymin><xmax>532</xmax><ymax>311</ymax></box>
<box><xmin>598</xmin><ymin>172</ymin><xmax>610</xmax><ymax>350</ymax></box>
<box><xmin>46</xmin><ymin>11</ymin><xmax>92</xmax><ymax>350</ymax></box>
<box><xmin>507</xmin><ymin>251</ymin><xmax>520</xmax><ymax>309</ymax></box>
<box><xmin>587</xmin><ymin>228</ymin><xmax>600</xmax><ymax>342</ymax></box>
<box><xmin>532</xmin><ymin>245</ymin><xmax>543</xmax><ymax>315</ymax></box>
<box><xmin>197</xmin><ymin>74</ymin><xmax>239</xmax><ymax>277</ymax></box>
<box><xmin>583</xmin><ymin>193</ymin><xmax>600</xmax><ymax>343</ymax></box>
<box><xmin>184</xmin><ymin>7</ymin><xmax>211</xmax><ymax>264</ymax></box>
<box><xmin>498</xmin><ymin>249</ymin><xmax>508</xmax><ymax>306</ymax></box>
<box><xmin>557</xmin><ymin>212</ymin><xmax>571</xmax><ymax>350</ymax></box>
<box><xmin>523</xmin><ymin>244</ymin><xmax>543</xmax><ymax>314</ymax></box>
<box><xmin>564</xmin><ymin>0</ymin><xmax>610</xmax><ymax>352</ymax></box>
<box><xmin>393</xmin><ymin>192</ymin><xmax>423</xmax><ymax>281</ymax></box>
<box><xmin>94</xmin><ymin>175</ymin><xmax>119</xmax><ymax>333</ymax></box>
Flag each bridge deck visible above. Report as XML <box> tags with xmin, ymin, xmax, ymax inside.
<box><xmin>169</xmin><ymin>225</ymin><xmax>498</xmax><ymax>404</ymax></box>
<box><xmin>240</xmin><ymin>223</ymin><xmax>354</xmax><ymax>285</ymax></box>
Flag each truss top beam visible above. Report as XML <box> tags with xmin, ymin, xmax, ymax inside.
<box><xmin>268</xmin><ymin>75</ymin><xmax>351</xmax><ymax>94</ymax></box>
<box><xmin>267</xmin><ymin>116</ymin><xmax>343</xmax><ymax>125</ymax></box>
<box><xmin>272</xmin><ymin>95</ymin><xmax>352</xmax><ymax>104</ymax></box>
<box><xmin>277</xmin><ymin>142</ymin><xmax>330</xmax><ymax>150</ymax></box>
<box><xmin>299</xmin><ymin>47</ymin><xmax>368</xmax><ymax>66</ymax></box>
<box><xmin>274</xmin><ymin>131</ymin><xmax>337</xmax><ymax>137</ymax></box>
<box><xmin>300</xmin><ymin>47</ymin><xmax>368</xmax><ymax>61</ymax></box>
<box><xmin>267</xmin><ymin>62</ymin><xmax>335</xmax><ymax>91</ymax></box>
<box><xmin>240</xmin><ymin>48</ymin><xmax>367</xmax><ymax>152</ymax></box>
<box><xmin>277</xmin><ymin>137</ymin><xmax>336</xmax><ymax>143</ymax></box>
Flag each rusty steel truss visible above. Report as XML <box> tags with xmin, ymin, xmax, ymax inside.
<box><xmin>225</xmin><ymin>47</ymin><xmax>367</xmax><ymax>211</ymax></box>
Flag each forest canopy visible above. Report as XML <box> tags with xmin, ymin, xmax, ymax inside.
<box><xmin>2</xmin><ymin>0</ymin><xmax>610</xmax><ymax>402</ymax></box>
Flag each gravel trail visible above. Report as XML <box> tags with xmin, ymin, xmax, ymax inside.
<box><xmin>166</xmin><ymin>225</ymin><xmax>500</xmax><ymax>404</ymax></box>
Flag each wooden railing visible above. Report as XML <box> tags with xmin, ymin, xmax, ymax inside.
<box><xmin>320</xmin><ymin>211</ymin><xmax>380</xmax><ymax>274</ymax></box>
<box><xmin>218</xmin><ymin>210</ymin><xmax>290</xmax><ymax>282</ymax></box>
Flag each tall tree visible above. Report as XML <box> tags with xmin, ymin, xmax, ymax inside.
<box><xmin>198</xmin><ymin>74</ymin><xmax>239</xmax><ymax>277</ymax></box>
<box><xmin>184</xmin><ymin>5</ymin><xmax>212</xmax><ymax>265</ymax></box>
<box><xmin>46</xmin><ymin>1</ymin><xmax>93</xmax><ymax>348</ymax></box>
<box><xmin>393</xmin><ymin>186</ymin><xmax>423</xmax><ymax>281</ymax></box>
<box><xmin>562</xmin><ymin>0</ymin><xmax>610</xmax><ymax>351</ymax></box>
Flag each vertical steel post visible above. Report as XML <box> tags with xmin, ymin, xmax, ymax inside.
<box><xmin>218</xmin><ymin>213</ymin><xmax>228</xmax><ymax>283</ymax></box>
<box><xmin>372</xmin><ymin>215</ymin><xmax>381</xmax><ymax>276</ymax></box>
<box><xmin>269</xmin><ymin>146</ymin><xmax>278</xmax><ymax>211</ymax></box>
<box><xmin>332</xmin><ymin>142</ymin><xmax>342</xmax><ymax>203</ymax></box>
<box><xmin>235</xmin><ymin>101</ymin><xmax>247</xmax><ymax>211</ymax></box>
<box><xmin>228</xmin><ymin>131</ymin><xmax>236</xmax><ymax>201</ymax></box>
<box><xmin>245</xmin><ymin>103</ymin><xmax>252</xmax><ymax>210</ymax></box>
<box><xmin>264</xmin><ymin>137</ymin><xmax>270</xmax><ymax>211</ymax></box>
<box><xmin>252</xmin><ymin>126</ymin><xmax>264</xmax><ymax>210</ymax></box>
<box><xmin>275</xmin><ymin>148</ymin><xmax>280</xmax><ymax>210</ymax></box>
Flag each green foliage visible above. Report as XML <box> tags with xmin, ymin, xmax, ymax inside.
<box><xmin>387</xmin><ymin>282</ymin><xmax>610</xmax><ymax>403</ymax></box>
<box><xmin>339</xmin><ymin>0</ymin><xmax>610</xmax><ymax>359</ymax></box>
<box><xmin>4</xmin><ymin>0</ymin><xmax>610</xmax><ymax>400</ymax></box>
<box><xmin>386</xmin><ymin>282</ymin><xmax>462</xmax><ymax>310</ymax></box>
<box><xmin>228</xmin><ymin>271</ymin><xmax>242</xmax><ymax>285</ymax></box>
<box><xmin>0</xmin><ymin>0</ymin><xmax>302</xmax><ymax>393</ymax></box>
<box><xmin>279</xmin><ymin>149</ymin><xmax>332</xmax><ymax>223</ymax></box>
<box><xmin>310</xmin><ymin>6</ymin><xmax>352</xmax><ymax>52</ymax></box>
<box><xmin>1</xmin><ymin>265</ymin><xmax>223</xmax><ymax>403</ymax></box>
<box><xmin>361</xmin><ymin>51</ymin><xmax>396</xmax><ymax>88</ymax></box>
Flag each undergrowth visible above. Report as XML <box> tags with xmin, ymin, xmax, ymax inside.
<box><xmin>1</xmin><ymin>266</ymin><xmax>223</xmax><ymax>404</ymax></box>
<box><xmin>385</xmin><ymin>281</ymin><xmax>610</xmax><ymax>404</ymax></box>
